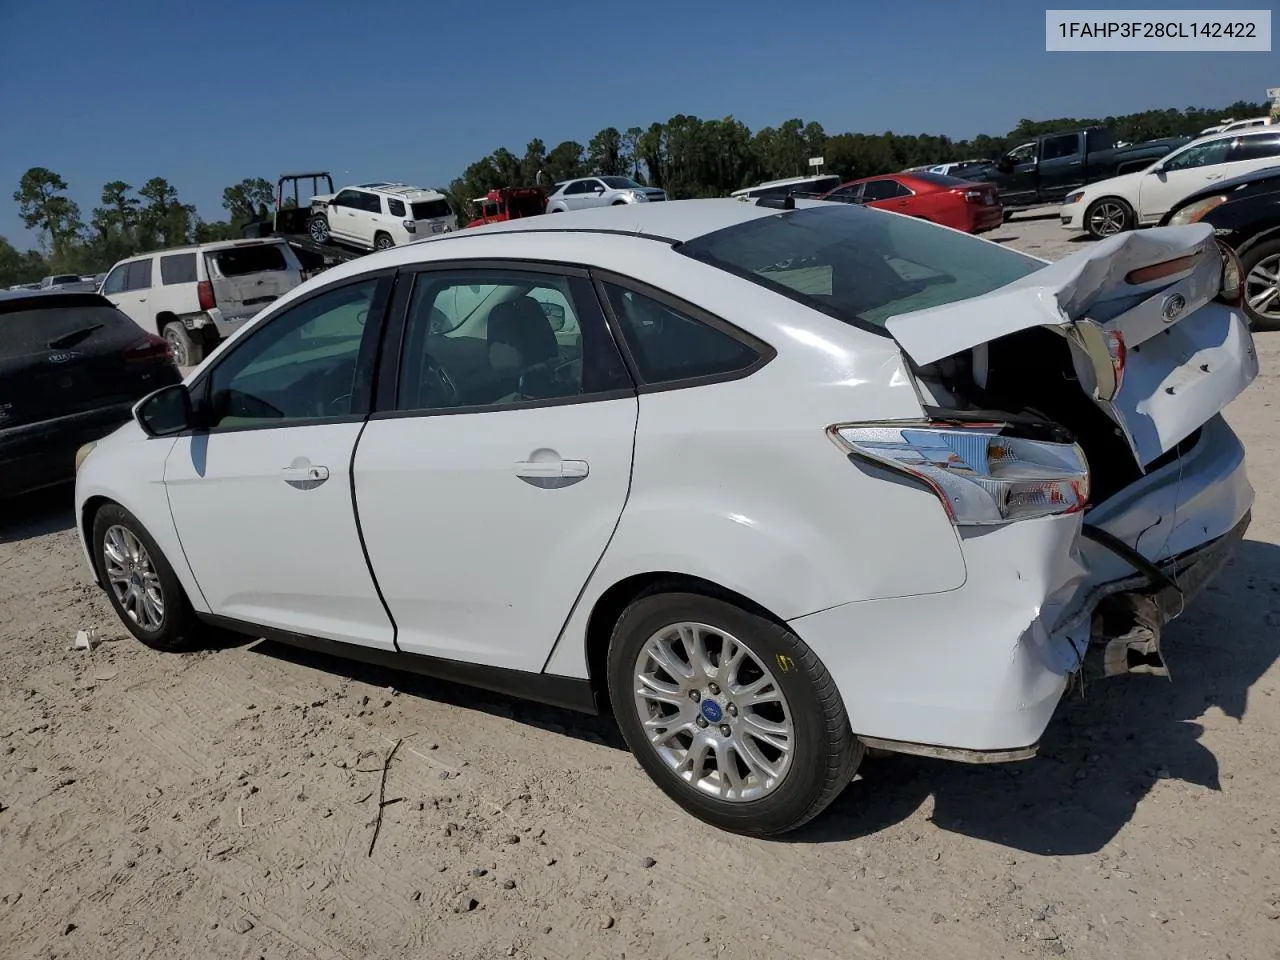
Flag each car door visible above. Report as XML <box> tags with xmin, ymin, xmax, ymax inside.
<box><xmin>1136</xmin><ymin>137</ymin><xmax>1234</xmax><ymax>222</ymax></box>
<box><xmin>1035</xmin><ymin>132</ymin><xmax>1086</xmax><ymax>199</ymax></box>
<box><xmin>162</xmin><ymin>272</ymin><xmax>397</xmax><ymax>648</ymax></box>
<box><xmin>104</xmin><ymin>258</ymin><xmax>156</xmax><ymax>333</ymax></box>
<box><xmin>579</xmin><ymin>179</ymin><xmax>609</xmax><ymax>209</ymax></box>
<box><xmin>327</xmin><ymin>189</ymin><xmax>361</xmax><ymax>242</ymax></box>
<box><xmin>997</xmin><ymin>142</ymin><xmax>1039</xmax><ymax>205</ymax></box>
<box><xmin>352</xmin><ymin>264</ymin><xmax>638</xmax><ymax>671</ymax></box>
<box><xmin>860</xmin><ymin>178</ymin><xmax>913</xmax><ymax>213</ymax></box>
<box><xmin>1222</xmin><ymin>132</ymin><xmax>1280</xmax><ymax>180</ymax></box>
<box><xmin>356</xmin><ymin>191</ymin><xmax>382</xmax><ymax>247</ymax></box>
<box><xmin>559</xmin><ymin>180</ymin><xmax>588</xmax><ymax>210</ymax></box>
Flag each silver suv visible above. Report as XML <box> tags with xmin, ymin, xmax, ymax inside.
<box><xmin>545</xmin><ymin>176</ymin><xmax>666</xmax><ymax>213</ymax></box>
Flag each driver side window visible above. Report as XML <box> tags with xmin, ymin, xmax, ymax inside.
<box><xmin>204</xmin><ymin>277</ymin><xmax>382</xmax><ymax>430</ymax></box>
<box><xmin>1162</xmin><ymin>139</ymin><xmax>1232</xmax><ymax>172</ymax></box>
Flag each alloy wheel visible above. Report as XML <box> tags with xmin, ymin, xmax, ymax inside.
<box><xmin>632</xmin><ymin>621</ymin><xmax>794</xmax><ymax>802</ymax></box>
<box><xmin>163</xmin><ymin>326</ymin><xmax>189</xmax><ymax>366</ymax></box>
<box><xmin>1089</xmin><ymin>201</ymin><xmax>1128</xmax><ymax>237</ymax></box>
<box><xmin>103</xmin><ymin>525</ymin><xmax>165</xmax><ymax>631</ymax></box>
<box><xmin>1245</xmin><ymin>253</ymin><xmax>1280</xmax><ymax>322</ymax></box>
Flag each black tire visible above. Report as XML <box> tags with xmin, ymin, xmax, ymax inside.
<box><xmin>1084</xmin><ymin>197</ymin><xmax>1135</xmax><ymax>239</ymax></box>
<box><xmin>309</xmin><ymin>215</ymin><xmax>330</xmax><ymax>243</ymax></box>
<box><xmin>162</xmin><ymin>321</ymin><xmax>203</xmax><ymax>367</ymax></box>
<box><xmin>374</xmin><ymin>232</ymin><xmax>394</xmax><ymax>251</ymax></box>
<box><xmin>1240</xmin><ymin>238</ymin><xmax>1280</xmax><ymax>332</ymax></box>
<box><xmin>606</xmin><ymin>589</ymin><xmax>862</xmax><ymax>836</ymax></box>
<box><xmin>1002</xmin><ymin>209</ymin><xmax>1013</xmax><ymax>223</ymax></box>
<box><xmin>91</xmin><ymin>503</ymin><xmax>200</xmax><ymax>652</ymax></box>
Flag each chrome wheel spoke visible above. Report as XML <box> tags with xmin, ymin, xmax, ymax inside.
<box><xmin>102</xmin><ymin>524</ymin><xmax>165</xmax><ymax>632</ymax></box>
<box><xmin>632</xmin><ymin>620</ymin><xmax>795</xmax><ymax>803</ymax></box>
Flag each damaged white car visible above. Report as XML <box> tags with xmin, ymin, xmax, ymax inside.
<box><xmin>73</xmin><ymin>198</ymin><xmax>1256</xmax><ymax>836</ymax></box>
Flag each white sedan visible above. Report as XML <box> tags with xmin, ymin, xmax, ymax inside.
<box><xmin>1060</xmin><ymin>127</ymin><xmax>1280</xmax><ymax>239</ymax></box>
<box><xmin>74</xmin><ymin>199</ymin><xmax>1257</xmax><ymax>836</ymax></box>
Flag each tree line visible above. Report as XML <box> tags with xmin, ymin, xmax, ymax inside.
<box><xmin>2</xmin><ymin>99</ymin><xmax>1266</xmax><ymax>288</ymax></box>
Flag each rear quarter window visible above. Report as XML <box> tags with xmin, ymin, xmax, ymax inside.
<box><xmin>211</xmin><ymin>245</ymin><xmax>289</xmax><ymax>277</ymax></box>
<box><xmin>0</xmin><ymin>301</ymin><xmax>137</xmax><ymax>358</ymax></box>
<box><xmin>161</xmin><ymin>252</ymin><xmax>197</xmax><ymax>285</ymax></box>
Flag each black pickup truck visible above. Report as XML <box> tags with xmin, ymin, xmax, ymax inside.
<box><xmin>972</xmin><ymin>127</ymin><xmax>1191</xmax><ymax>213</ymax></box>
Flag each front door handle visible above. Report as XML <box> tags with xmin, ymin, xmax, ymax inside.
<box><xmin>282</xmin><ymin>462</ymin><xmax>329</xmax><ymax>489</ymax></box>
<box><xmin>514</xmin><ymin>459</ymin><xmax>589</xmax><ymax>488</ymax></box>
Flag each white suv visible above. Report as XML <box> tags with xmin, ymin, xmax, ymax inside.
<box><xmin>545</xmin><ymin>177</ymin><xmax>667</xmax><ymax>213</ymax></box>
<box><xmin>308</xmin><ymin>183</ymin><xmax>457</xmax><ymax>251</ymax></box>
<box><xmin>99</xmin><ymin>239</ymin><xmax>304</xmax><ymax>366</ymax></box>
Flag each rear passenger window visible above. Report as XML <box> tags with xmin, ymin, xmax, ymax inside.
<box><xmin>387</xmin><ymin>197</ymin><xmax>406</xmax><ymax>217</ymax></box>
<box><xmin>602</xmin><ymin>285</ymin><xmax>763</xmax><ymax>385</ymax></box>
<box><xmin>1228</xmin><ymin>133</ymin><xmax>1280</xmax><ymax>162</ymax></box>
<box><xmin>160</xmin><ymin>253</ymin><xmax>197</xmax><ymax>285</ymax></box>
<box><xmin>125</xmin><ymin>259</ymin><xmax>153</xmax><ymax>291</ymax></box>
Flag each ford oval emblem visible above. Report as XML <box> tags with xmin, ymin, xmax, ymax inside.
<box><xmin>1160</xmin><ymin>294</ymin><xmax>1186</xmax><ymax>323</ymax></box>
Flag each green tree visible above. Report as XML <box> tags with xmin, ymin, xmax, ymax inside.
<box><xmin>13</xmin><ymin>167</ymin><xmax>83</xmax><ymax>256</ymax></box>
<box><xmin>544</xmin><ymin>141</ymin><xmax>585</xmax><ymax>183</ymax></box>
<box><xmin>137</xmin><ymin>177</ymin><xmax>195</xmax><ymax>248</ymax></box>
<box><xmin>587</xmin><ymin>127</ymin><xmax>625</xmax><ymax>177</ymax></box>
<box><xmin>222</xmin><ymin>177</ymin><xmax>274</xmax><ymax>230</ymax></box>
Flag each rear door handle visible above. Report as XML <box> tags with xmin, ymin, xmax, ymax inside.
<box><xmin>514</xmin><ymin>459</ymin><xmax>589</xmax><ymax>487</ymax></box>
<box><xmin>282</xmin><ymin>463</ymin><xmax>329</xmax><ymax>488</ymax></box>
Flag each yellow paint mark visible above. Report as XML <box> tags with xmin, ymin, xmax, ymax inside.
<box><xmin>776</xmin><ymin>654</ymin><xmax>795</xmax><ymax>673</ymax></box>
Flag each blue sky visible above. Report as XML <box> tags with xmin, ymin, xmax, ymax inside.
<box><xmin>0</xmin><ymin>0</ymin><xmax>1273</xmax><ymax>248</ymax></box>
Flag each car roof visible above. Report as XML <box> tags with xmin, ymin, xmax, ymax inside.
<box><xmin>437</xmin><ymin>197</ymin><xmax>789</xmax><ymax>243</ymax></box>
<box><xmin>0</xmin><ymin>288</ymin><xmax>113</xmax><ymax>309</ymax></box>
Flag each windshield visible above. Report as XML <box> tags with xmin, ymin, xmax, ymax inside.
<box><xmin>600</xmin><ymin>177</ymin><xmax>644</xmax><ymax>189</ymax></box>
<box><xmin>678</xmin><ymin>204</ymin><xmax>1044</xmax><ymax>330</ymax></box>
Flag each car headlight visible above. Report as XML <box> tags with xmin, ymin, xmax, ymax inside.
<box><xmin>1168</xmin><ymin>195</ymin><xmax>1227</xmax><ymax>226</ymax></box>
<box><xmin>75</xmin><ymin>441</ymin><xmax>98</xmax><ymax>472</ymax></box>
<box><xmin>1064</xmin><ymin>191</ymin><xmax>1085</xmax><ymax>205</ymax></box>
<box><xmin>629</xmin><ymin>190</ymin><xmax>647</xmax><ymax>202</ymax></box>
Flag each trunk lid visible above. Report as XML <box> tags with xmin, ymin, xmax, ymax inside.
<box><xmin>204</xmin><ymin>241</ymin><xmax>302</xmax><ymax>321</ymax></box>
<box><xmin>885</xmin><ymin>224</ymin><xmax>1258</xmax><ymax>468</ymax></box>
<box><xmin>409</xmin><ymin>197</ymin><xmax>457</xmax><ymax>234</ymax></box>
<box><xmin>0</xmin><ymin>295</ymin><xmax>176</xmax><ymax>429</ymax></box>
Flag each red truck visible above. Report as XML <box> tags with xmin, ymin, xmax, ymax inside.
<box><xmin>465</xmin><ymin>187</ymin><xmax>548</xmax><ymax>228</ymax></box>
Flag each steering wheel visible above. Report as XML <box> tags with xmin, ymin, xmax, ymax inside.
<box><xmin>418</xmin><ymin>354</ymin><xmax>460</xmax><ymax>408</ymax></box>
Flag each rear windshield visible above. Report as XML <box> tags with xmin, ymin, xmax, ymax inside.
<box><xmin>679</xmin><ymin>204</ymin><xmax>1044</xmax><ymax>330</ymax></box>
<box><xmin>0</xmin><ymin>302</ymin><xmax>136</xmax><ymax>357</ymax></box>
<box><xmin>909</xmin><ymin>172</ymin><xmax>980</xmax><ymax>188</ymax></box>
<box><xmin>49</xmin><ymin>275</ymin><xmax>82</xmax><ymax>284</ymax></box>
<box><xmin>411</xmin><ymin>199</ymin><xmax>452</xmax><ymax>220</ymax></box>
<box><xmin>211</xmin><ymin>244</ymin><xmax>288</xmax><ymax>277</ymax></box>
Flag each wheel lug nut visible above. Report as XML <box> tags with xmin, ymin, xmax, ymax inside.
<box><xmin>727</xmin><ymin>703</ymin><xmax>737</xmax><ymax>716</ymax></box>
<box><xmin>719</xmin><ymin>725</ymin><xmax>732</xmax><ymax>737</ymax></box>
<box><xmin>689</xmin><ymin>690</ymin><xmax>701</xmax><ymax>702</ymax></box>
<box><xmin>708</xmin><ymin>683</ymin><xmax>720</xmax><ymax>695</ymax></box>
<box><xmin>695</xmin><ymin>715</ymin><xmax>709</xmax><ymax>728</ymax></box>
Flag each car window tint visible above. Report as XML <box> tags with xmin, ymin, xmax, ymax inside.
<box><xmin>102</xmin><ymin>265</ymin><xmax>127</xmax><ymax>295</ymax></box>
<box><xmin>825</xmin><ymin>184</ymin><xmax>862</xmax><ymax>202</ymax></box>
<box><xmin>1041</xmin><ymin>134</ymin><xmax>1079</xmax><ymax>160</ymax></box>
<box><xmin>602</xmin><ymin>284</ymin><xmax>760</xmax><ymax>384</ymax></box>
<box><xmin>1163</xmin><ymin>139</ymin><xmax>1232</xmax><ymax>171</ymax></box>
<box><xmin>1228</xmin><ymin>133</ymin><xmax>1280</xmax><ymax>162</ymax></box>
<box><xmin>362</xmin><ymin>192</ymin><xmax>382</xmax><ymax>213</ymax></box>
<box><xmin>125</xmin><ymin>259</ymin><xmax>153</xmax><ymax>291</ymax></box>
<box><xmin>861</xmin><ymin>179</ymin><xmax>905</xmax><ymax>201</ymax></box>
<box><xmin>160</xmin><ymin>252</ymin><xmax>197</xmax><ymax>285</ymax></box>
<box><xmin>564</xmin><ymin>181</ymin><xmax>586</xmax><ymax>195</ymax></box>
<box><xmin>396</xmin><ymin>270</ymin><xmax>630</xmax><ymax>412</ymax></box>
<box><xmin>387</xmin><ymin>197</ymin><xmax>406</xmax><ymax>217</ymax></box>
<box><xmin>206</xmin><ymin>278</ymin><xmax>378</xmax><ymax>429</ymax></box>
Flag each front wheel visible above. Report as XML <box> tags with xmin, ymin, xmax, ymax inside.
<box><xmin>1085</xmin><ymin>197</ymin><xmax>1134</xmax><ymax>239</ymax></box>
<box><xmin>92</xmin><ymin>504</ymin><xmax>200</xmax><ymax>651</ymax></box>
<box><xmin>309</xmin><ymin>215</ymin><xmax>330</xmax><ymax>243</ymax></box>
<box><xmin>607</xmin><ymin>590</ymin><xmax>862</xmax><ymax>836</ymax></box>
<box><xmin>1240</xmin><ymin>239</ymin><xmax>1280</xmax><ymax>331</ymax></box>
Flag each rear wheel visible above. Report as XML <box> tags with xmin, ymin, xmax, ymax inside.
<box><xmin>92</xmin><ymin>504</ymin><xmax>200</xmax><ymax>652</ymax></box>
<box><xmin>309</xmin><ymin>215</ymin><xmax>330</xmax><ymax>243</ymax></box>
<box><xmin>1241</xmin><ymin>239</ymin><xmax>1280</xmax><ymax>331</ymax></box>
<box><xmin>607</xmin><ymin>589</ymin><xmax>861</xmax><ymax>836</ymax></box>
<box><xmin>1085</xmin><ymin>197</ymin><xmax>1134</xmax><ymax>239</ymax></box>
<box><xmin>374</xmin><ymin>232</ymin><xmax>394</xmax><ymax>251</ymax></box>
<box><xmin>162</xmin><ymin>321</ymin><xmax>203</xmax><ymax>367</ymax></box>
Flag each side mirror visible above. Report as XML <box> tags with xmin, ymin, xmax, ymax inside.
<box><xmin>538</xmin><ymin>301</ymin><xmax>566</xmax><ymax>331</ymax></box>
<box><xmin>134</xmin><ymin>383</ymin><xmax>196</xmax><ymax>437</ymax></box>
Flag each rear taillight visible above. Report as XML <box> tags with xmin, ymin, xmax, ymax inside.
<box><xmin>124</xmin><ymin>333</ymin><xmax>173</xmax><ymax>365</ymax></box>
<box><xmin>402</xmin><ymin>219</ymin><xmax>417</xmax><ymax>233</ymax></box>
<box><xmin>197</xmin><ymin>280</ymin><xmax>216</xmax><ymax>311</ymax></box>
<box><xmin>955</xmin><ymin>188</ymin><xmax>984</xmax><ymax>203</ymax></box>
<box><xmin>1104</xmin><ymin>329</ymin><xmax>1126</xmax><ymax>394</ymax></box>
<box><xmin>831</xmin><ymin>425</ymin><xmax>1090</xmax><ymax>525</ymax></box>
<box><xmin>1216</xmin><ymin>241</ymin><xmax>1243</xmax><ymax>306</ymax></box>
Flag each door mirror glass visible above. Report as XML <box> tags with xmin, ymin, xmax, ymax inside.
<box><xmin>538</xmin><ymin>300</ymin><xmax>566</xmax><ymax>331</ymax></box>
<box><xmin>135</xmin><ymin>384</ymin><xmax>194</xmax><ymax>437</ymax></box>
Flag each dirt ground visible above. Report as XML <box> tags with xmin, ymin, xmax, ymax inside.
<box><xmin>3</xmin><ymin>211</ymin><xmax>1279</xmax><ymax>960</ymax></box>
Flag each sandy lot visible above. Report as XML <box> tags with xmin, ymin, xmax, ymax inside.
<box><xmin>3</xmin><ymin>212</ymin><xmax>1279</xmax><ymax>960</ymax></box>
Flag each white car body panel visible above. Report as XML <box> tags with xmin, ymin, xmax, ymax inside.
<box><xmin>887</xmin><ymin>225</ymin><xmax>1258</xmax><ymax>466</ymax></box>
<box><xmin>354</xmin><ymin>398</ymin><xmax>639</xmax><ymax>671</ymax></box>
<box><xmin>163</xmin><ymin>424</ymin><xmax>396</xmax><ymax>649</ymax></box>
<box><xmin>74</xmin><ymin>199</ymin><xmax>1255</xmax><ymax>760</ymax></box>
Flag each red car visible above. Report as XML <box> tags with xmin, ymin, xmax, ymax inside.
<box><xmin>820</xmin><ymin>172</ymin><xmax>1003</xmax><ymax>234</ymax></box>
